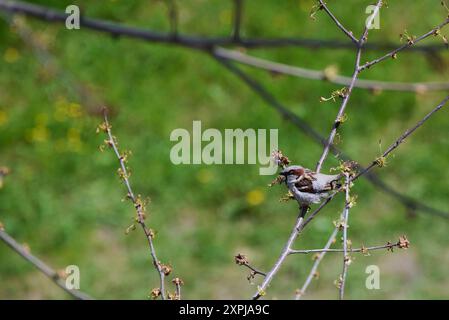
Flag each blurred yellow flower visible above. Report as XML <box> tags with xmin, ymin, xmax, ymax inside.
<box><xmin>196</xmin><ymin>168</ymin><xmax>213</xmax><ymax>184</ymax></box>
<box><xmin>55</xmin><ymin>96</ymin><xmax>68</xmax><ymax>108</ymax></box>
<box><xmin>68</xmin><ymin>103</ymin><xmax>83</xmax><ymax>118</ymax></box>
<box><xmin>29</xmin><ymin>125</ymin><xmax>50</xmax><ymax>143</ymax></box>
<box><xmin>54</xmin><ymin>105</ymin><xmax>67</xmax><ymax>122</ymax></box>
<box><xmin>67</xmin><ymin>127</ymin><xmax>82</xmax><ymax>152</ymax></box>
<box><xmin>4</xmin><ymin>47</ymin><xmax>20</xmax><ymax>63</ymax></box>
<box><xmin>246</xmin><ymin>189</ymin><xmax>265</xmax><ymax>206</ymax></box>
<box><xmin>0</xmin><ymin>110</ymin><xmax>8</xmax><ymax>126</ymax></box>
<box><xmin>53</xmin><ymin>99</ymin><xmax>83</xmax><ymax>121</ymax></box>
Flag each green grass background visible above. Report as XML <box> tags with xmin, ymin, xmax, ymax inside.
<box><xmin>1</xmin><ymin>0</ymin><xmax>449</xmax><ymax>299</ymax></box>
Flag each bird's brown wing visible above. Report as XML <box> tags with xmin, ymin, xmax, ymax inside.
<box><xmin>304</xmin><ymin>168</ymin><xmax>317</xmax><ymax>180</ymax></box>
<box><xmin>294</xmin><ymin>173</ymin><xmax>316</xmax><ymax>193</ymax></box>
<box><xmin>295</xmin><ymin>171</ymin><xmax>341</xmax><ymax>193</ymax></box>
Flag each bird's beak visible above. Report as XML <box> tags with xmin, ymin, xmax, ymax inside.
<box><xmin>278</xmin><ymin>172</ymin><xmax>287</xmax><ymax>184</ymax></box>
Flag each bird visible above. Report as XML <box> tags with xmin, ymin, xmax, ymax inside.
<box><xmin>279</xmin><ymin>165</ymin><xmax>343</xmax><ymax>206</ymax></box>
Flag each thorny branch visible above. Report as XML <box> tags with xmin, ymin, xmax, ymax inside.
<box><xmin>316</xmin><ymin>0</ymin><xmax>383</xmax><ymax>173</ymax></box>
<box><xmin>100</xmin><ymin>109</ymin><xmax>180</xmax><ymax>300</ymax></box>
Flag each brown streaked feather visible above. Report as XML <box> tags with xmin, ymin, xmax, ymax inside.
<box><xmin>295</xmin><ymin>179</ymin><xmax>314</xmax><ymax>193</ymax></box>
<box><xmin>295</xmin><ymin>172</ymin><xmax>340</xmax><ymax>193</ymax></box>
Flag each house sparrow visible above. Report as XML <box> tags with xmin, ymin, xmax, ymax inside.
<box><xmin>279</xmin><ymin>165</ymin><xmax>342</xmax><ymax>206</ymax></box>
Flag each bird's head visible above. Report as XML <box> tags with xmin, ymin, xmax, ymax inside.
<box><xmin>280</xmin><ymin>165</ymin><xmax>305</xmax><ymax>181</ymax></box>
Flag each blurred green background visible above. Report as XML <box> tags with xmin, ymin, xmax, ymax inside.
<box><xmin>1</xmin><ymin>0</ymin><xmax>449</xmax><ymax>299</ymax></box>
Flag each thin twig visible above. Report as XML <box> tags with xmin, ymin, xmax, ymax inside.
<box><xmin>359</xmin><ymin>18</ymin><xmax>449</xmax><ymax>71</ymax></box>
<box><xmin>251</xmin><ymin>206</ymin><xmax>308</xmax><ymax>300</ymax></box>
<box><xmin>172</xmin><ymin>278</ymin><xmax>184</xmax><ymax>300</ymax></box>
<box><xmin>175</xmin><ymin>282</ymin><xmax>181</xmax><ymax>299</ymax></box>
<box><xmin>294</xmin><ymin>178</ymin><xmax>349</xmax><ymax>300</ymax></box>
<box><xmin>290</xmin><ymin>242</ymin><xmax>402</xmax><ymax>254</ymax></box>
<box><xmin>213</xmin><ymin>47</ymin><xmax>449</xmax><ymax>92</ymax></box>
<box><xmin>339</xmin><ymin>174</ymin><xmax>351</xmax><ymax>300</ymax></box>
<box><xmin>315</xmin><ymin>45</ymin><xmax>362</xmax><ymax>173</ymax></box>
<box><xmin>234</xmin><ymin>253</ymin><xmax>267</xmax><ymax>278</ymax></box>
<box><xmin>295</xmin><ymin>227</ymin><xmax>338</xmax><ymax>300</ymax></box>
<box><xmin>315</xmin><ymin>0</ymin><xmax>383</xmax><ymax>173</ymax></box>
<box><xmin>0</xmin><ymin>228</ymin><xmax>92</xmax><ymax>300</ymax></box>
<box><xmin>296</xmin><ymin>232</ymin><xmax>409</xmax><ymax>299</ymax></box>
<box><xmin>102</xmin><ymin>110</ymin><xmax>168</xmax><ymax>300</ymax></box>
<box><xmin>244</xmin><ymin>264</ymin><xmax>266</xmax><ymax>277</ymax></box>
<box><xmin>318</xmin><ymin>0</ymin><xmax>358</xmax><ymax>44</ymax></box>
<box><xmin>354</xmin><ymin>94</ymin><xmax>449</xmax><ymax>182</ymax></box>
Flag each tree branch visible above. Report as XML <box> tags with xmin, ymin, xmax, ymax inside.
<box><xmin>339</xmin><ymin>174</ymin><xmax>352</xmax><ymax>299</ymax></box>
<box><xmin>290</xmin><ymin>242</ymin><xmax>404</xmax><ymax>255</ymax></box>
<box><xmin>318</xmin><ymin>0</ymin><xmax>358</xmax><ymax>44</ymax></box>
<box><xmin>315</xmin><ymin>0</ymin><xmax>383</xmax><ymax>173</ymax></box>
<box><xmin>251</xmin><ymin>206</ymin><xmax>308</xmax><ymax>300</ymax></box>
<box><xmin>213</xmin><ymin>47</ymin><xmax>449</xmax><ymax>92</ymax></box>
<box><xmin>0</xmin><ymin>0</ymin><xmax>447</xmax><ymax>52</ymax></box>
<box><xmin>359</xmin><ymin>18</ymin><xmax>449</xmax><ymax>71</ymax></box>
<box><xmin>0</xmin><ymin>227</ymin><xmax>92</xmax><ymax>300</ymax></box>
<box><xmin>295</xmin><ymin>227</ymin><xmax>338</xmax><ymax>300</ymax></box>
<box><xmin>101</xmin><ymin>110</ymin><xmax>169</xmax><ymax>300</ymax></box>
<box><xmin>353</xmin><ymin>94</ymin><xmax>449</xmax><ymax>182</ymax></box>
